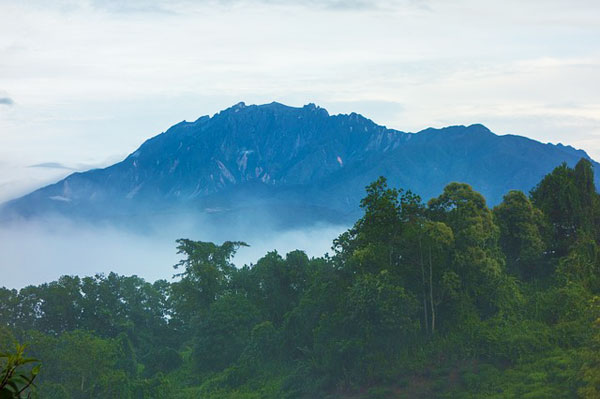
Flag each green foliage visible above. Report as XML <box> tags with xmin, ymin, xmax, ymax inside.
<box><xmin>193</xmin><ymin>294</ymin><xmax>260</xmax><ymax>372</ymax></box>
<box><xmin>241</xmin><ymin>250</ymin><xmax>311</xmax><ymax>326</ymax></box>
<box><xmin>171</xmin><ymin>240</ymin><xmax>247</xmax><ymax>336</ymax></box>
<box><xmin>308</xmin><ymin>270</ymin><xmax>419</xmax><ymax>388</ymax></box>
<box><xmin>494</xmin><ymin>190</ymin><xmax>547</xmax><ymax>279</ymax></box>
<box><xmin>0</xmin><ymin>344</ymin><xmax>40</xmax><ymax>399</ymax></box>
<box><xmin>579</xmin><ymin>299</ymin><xmax>600</xmax><ymax>398</ymax></box>
<box><xmin>557</xmin><ymin>235</ymin><xmax>600</xmax><ymax>292</ymax></box>
<box><xmin>143</xmin><ymin>347</ymin><xmax>183</xmax><ymax>377</ymax></box>
<box><xmin>531</xmin><ymin>159</ymin><xmax>600</xmax><ymax>257</ymax></box>
<box><xmin>429</xmin><ymin>182</ymin><xmax>506</xmax><ymax>319</ymax></box>
<box><xmin>0</xmin><ymin>328</ymin><xmax>15</xmax><ymax>353</ymax></box>
<box><xmin>30</xmin><ymin>330</ymin><xmax>123</xmax><ymax>398</ymax></box>
<box><xmin>240</xmin><ymin>321</ymin><xmax>279</xmax><ymax>365</ymax></box>
<box><xmin>444</xmin><ymin>349</ymin><xmax>580</xmax><ymax>399</ymax></box>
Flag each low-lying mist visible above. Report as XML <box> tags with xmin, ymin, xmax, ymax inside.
<box><xmin>0</xmin><ymin>214</ymin><xmax>347</xmax><ymax>289</ymax></box>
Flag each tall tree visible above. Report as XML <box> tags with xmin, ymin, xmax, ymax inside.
<box><xmin>422</xmin><ymin>220</ymin><xmax>454</xmax><ymax>334</ymax></box>
<box><xmin>348</xmin><ymin>176</ymin><xmax>403</xmax><ymax>274</ymax></box>
<box><xmin>170</xmin><ymin>240</ymin><xmax>247</xmax><ymax>330</ymax></box>
<box><xmin>530</xmin><ymin>159</ymin><xmax>600</xmax><ymax>256</ymax></box>
<box><xmin>428</xmin><ymin>182</ymin><xmax>506</xmax><ymax>320</ymax></box>
<box><xmin>494</xmin><ymin>190</ymin><xmax>547</xmax><ymax>280</ymax></box>
<box><xmin>193</xmin><ymin>293</ymin><xmax>260</xmax><ymax>372</ymax></box>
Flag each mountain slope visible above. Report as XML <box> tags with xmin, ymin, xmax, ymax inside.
<box><xmin>3</xmin><ymin>102</ymin><xmax>598</xmax><ymax>227</ymax></box>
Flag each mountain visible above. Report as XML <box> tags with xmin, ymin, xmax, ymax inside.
<box><xmin>3</xmin><ymin>102</ymin><xmax>599</xmax><ymax>228</ymax></box>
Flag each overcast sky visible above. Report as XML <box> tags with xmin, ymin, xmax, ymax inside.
<box><xmin>1</xmin><ymin>0</ymin><xmax>599</xmax><ymax>202</ymax></box>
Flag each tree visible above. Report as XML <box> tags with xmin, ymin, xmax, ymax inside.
<box><xmin>245</xmin><ymin>250</ymin><xmax>311</xmax><ymax>326</ymax></box>
<box><xmin>422</xmin><ymin>220</ymin><xmax>454</xmax><ymax>334</ymax></box>
<box><xmin>574</xmin><ymin>158</ymin><xmax>600</xmax><ymax>236</ymax></box>
<box><xmin>428</xmin><ymin>182</ymin><xmax>506</xmax><ymax>320</ymax></box>
<box><xmin>0</xmin><ymin>344</ymin><xmax>40</xmax><ymax>399</ymax></box>
<box><xmin>193</xmin><ymin>294</ymin><xmax>260</xmax><ymax>372</ymax></box>
<box><xmin>530</xmin><ymin>159</ymin><xmax>600</xmax><ymax>256</ymax></box>
<box><xmin>494</xmin><ymin>190</ymin><xmax>547</xmax><ymax>280</ymax></box>
<box><xmin>34</xmin><ymin>276</ymin><xmax>82</xmax><ymax>335</ymax></box>
<box><xmin>579</xmin><ymin>298</ymin><xmax>600</xmax><ymax>398</ymax></box>
<box><xmin>311</xmin><ymin>270</ymin><xmax>419</xmax><ymax>387</ymax></box>
<box><xmin>556</xmin><ymin>234</ymin><xmax>600</xmax><ymax>292</ymax></box>
<box><xmin>0</xmin><ymin>290</ymin><xmax>18</xmax><ymax>332</ymax></box>
<box><xmin>142</xmin><ymin>347</ymin><xmax>182</xmax><ymax>377</ymax></box>
<box><xmin>170</xmin><ymin>240</ymin><xmax>247</xmax><ymax>330</ymax></box>
<box><xmin>47</xmin><ymin>331</ymin><xmax>119</xmax><ymax>399</ymax></box>
<box><xmin>336</xmin><ymin>177</ymin><xmax>403</xmax><ymax>274</ymax></box>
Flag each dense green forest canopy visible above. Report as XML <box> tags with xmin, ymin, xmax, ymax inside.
<box><xmin>2</xmin><ymin>159</ymin><xmax>600</xmax><ymax>398</ymax></box>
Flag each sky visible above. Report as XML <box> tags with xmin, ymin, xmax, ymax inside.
<box><xmin>0</xmin><ymin>0</ymin><xmax>600</xmax><ymax>203</ymax></box>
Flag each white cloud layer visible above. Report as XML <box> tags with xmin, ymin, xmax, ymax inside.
<box><xmin>0</xmin><ymin>0</ymin><xmax>599</xmax><ymax>202</ymax></box>
<box><xmin>0</xmin><ymin>216</ymin><xmax>345</xmax><ymax>289</ymax></box>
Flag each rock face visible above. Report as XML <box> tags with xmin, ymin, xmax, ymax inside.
<box><xmin>3</xmin><ymin>102</ymin><xmax>598</xmax><ymax>227</ymax></box>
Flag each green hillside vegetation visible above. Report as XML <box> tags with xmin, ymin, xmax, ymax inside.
<box><xmin>2</xmin><ymin>159</ymin><xmax>600</xmax><ymax>398</ymax></box>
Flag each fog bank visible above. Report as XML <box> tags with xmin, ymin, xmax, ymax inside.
<box><xmin>0</xmin><ymin>217</ymin><xmax>346</xmax><ymax>289</ymax></box>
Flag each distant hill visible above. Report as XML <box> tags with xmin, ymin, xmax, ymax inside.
<box><xmin>3</xmin><ymin>102</ymin><xmax>598</xmax><ymax>228</ymax></box>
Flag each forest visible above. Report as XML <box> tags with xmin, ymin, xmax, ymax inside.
<box><xmin>2</xmin><ymin>158</ymin><xmax>600</xmax><ymax>398</ymax></box>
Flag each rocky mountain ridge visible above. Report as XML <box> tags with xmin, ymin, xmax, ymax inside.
<box><xmin>3</xmin><ymin>101</ymin><xmax>597</xmax><ymax>228</ymax></box>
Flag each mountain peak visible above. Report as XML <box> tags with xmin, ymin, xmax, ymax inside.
<box><xmin>417</xmin><ymin>123</ymin><xmax>493</xmax><ymax>136</ymax></box>
<box><xmin>466</xmin><ymin>123</ymin><xmax>492</xmax><ymax>132</ymax></box>
<box><xmin>3</xmin><ymin>101</ymin><xmax>597</xmax><ymax>227</ymax></box>
<box><xmin>220</xmin><ymin>101</ymin><xmax>247</xmax><ymax>114</ymax></box>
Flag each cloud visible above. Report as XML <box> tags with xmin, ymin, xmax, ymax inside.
<box><xmin>0</xmin><ymin>214</ymin><xmax>346</xmax><ymax>289</ymax></box>
<box><xmin>0</xmin><ymin>97</ymin><xmax>14</xmax><ymax>106</ymax></box>
<box><xmin>81</xmin><ymin>0</ymin><xmax>427</xmax><ymax>13</ymax></box>
<box><xmin>261</xmin><ymin>0</ymin><xmax>406</xmax><ymax>11</ymax></box>
<box><xmin>29</xmin><ymin>162</ymin><xmax>74</xmax><ymax>170</ymax></box>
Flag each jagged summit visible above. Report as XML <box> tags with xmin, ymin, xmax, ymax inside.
<box><xmin>3</xmin><ymin>102</ymin><xmax>598</xmax><ymax>228</ymax></box>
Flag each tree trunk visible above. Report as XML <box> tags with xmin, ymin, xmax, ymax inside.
<box><xmin>429</xmin><ymin>245</ymin><xmax>435</xmax><ymax>335</ymax></box>
<box><xmin>419</xmin><ymin>236</ymin><xmax>429</xmax><ymax>334</ymax></box>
